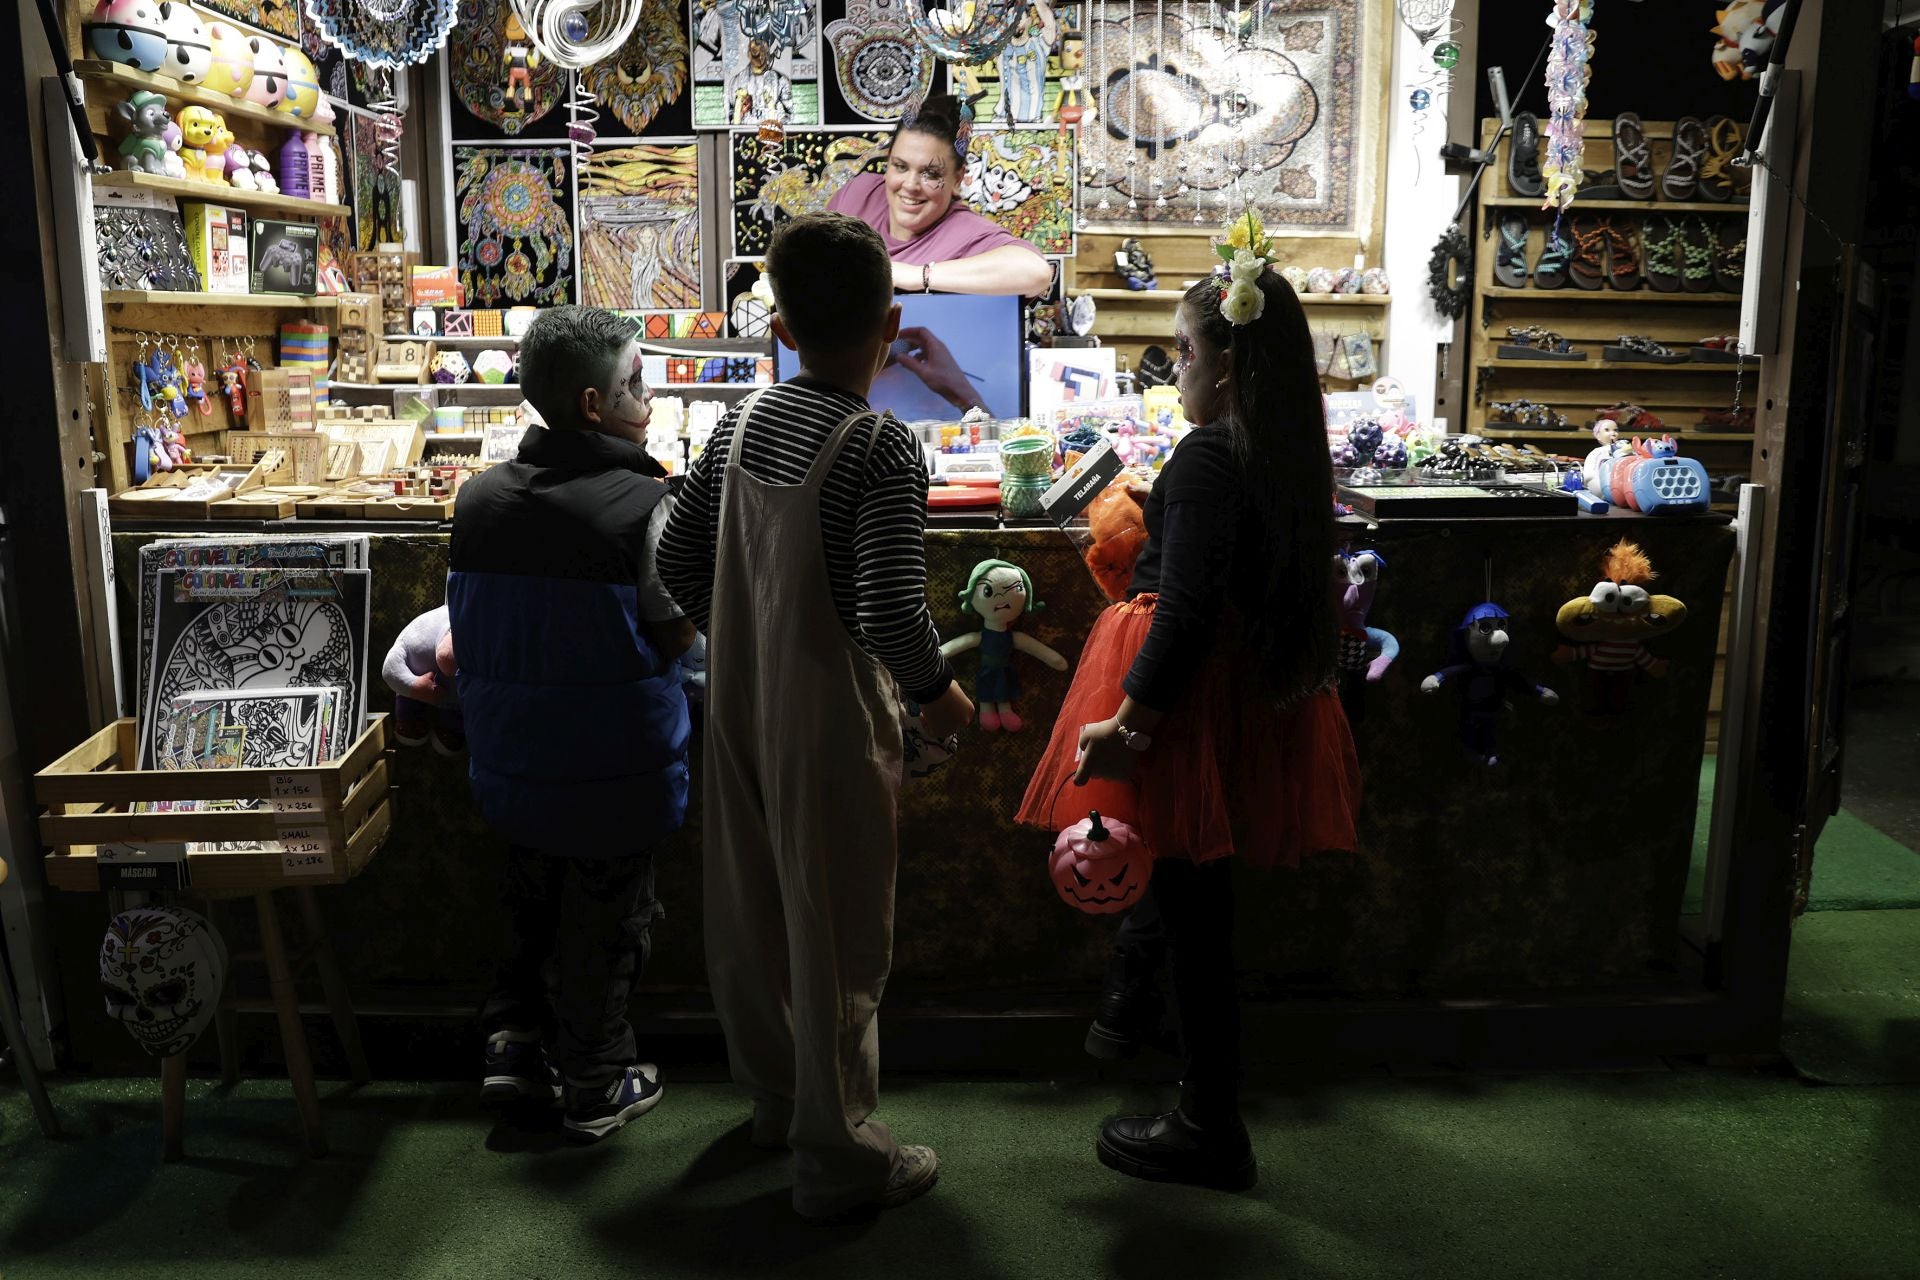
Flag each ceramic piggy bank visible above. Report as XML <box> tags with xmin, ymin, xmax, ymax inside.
<box><xmin>155</xmin><ymin>1</ymin><xmax>211</xmax><ymax>84</ymax></box>
<box><xmin>202</xmin><ymin>21</ymin><xmax>255</xmax><ymax>97</ymax></box>
<box><xmin>243</xmin><ymin>37</ymin><xmax>290</xmax><ymax>108</ymax></box>
<box><xmin>83</xmin><ymin>0</ymin><xmax>170</xmax><ymax>73</ymax></box>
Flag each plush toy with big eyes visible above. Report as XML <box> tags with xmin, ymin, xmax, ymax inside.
<box><xmin>1421</xmin><ymin>601</ymin><xmax>1558</xmax><ymax>766</ymax></box>
<box><xmin>1049</xmin><ymin>810</ymin><xmax>1151</xmax><ymax>914</ymax></box>
<box><xmin>1552</xmin><ymin>539</ymin><xmax>1688</xmax><ymax>716</ymax></box>
<box><xmin>1331</xmin><ymin>549</ymin><xmax>1399</xmax><ymax>723</ymax></box>
<box><xmin>940</xmin><ymin>558</ymin><xmax>1069</xmax><ymax>733</ymax></box>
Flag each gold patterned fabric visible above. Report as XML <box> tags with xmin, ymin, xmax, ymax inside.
<box><xmin>104</xmin><ymin>518</ymin><xmax>1734</xmax><ymax>1003</ymax></box>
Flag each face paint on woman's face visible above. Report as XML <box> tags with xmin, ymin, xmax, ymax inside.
<box><xmin>884</xmin><ymin>130</ymin><xmax>959</xmax><ymax>239</ymax></box>
<box><xmin>600</xmin><ymin>340</ymin><xmax>652</xmax><ymax>442</ymax></box>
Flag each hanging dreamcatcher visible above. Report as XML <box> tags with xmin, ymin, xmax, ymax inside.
<box><xmin>1394</xmin><ymin>0</ymin><xmax>1459</xmax><ymax>183</ymax></box>
<box><xmin>904</xmin><ymin>0</ymin><xmax>1030</xmax><ymax>65</ymax></box>
<box><xmin>509</xmin><ymin>0</ymin><xmax>648</xmax><ymax>69</ymax></box>
<box><xmin>1541</xmin><ymin>0</ymin><xmax>1594</xmax><ymax>211</ymax></box>
<box><xmin>304</xmin><ymin>0</ymin><xmax>460</xmax><ymax>67</ymax></box>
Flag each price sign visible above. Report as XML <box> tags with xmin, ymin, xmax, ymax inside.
<box><xmin>269</xmin><ymin>772</ymin><xmax>325</xmax><ymax>815</ymax></box>
<box><xmin>275</xmin><ymin>820</ymin><xmax>335</xmax><ymax>878</ymax></box>
<box><xmin>96</xmin><ymin>841</ymin><xmax>190</xmax><ymax>890</ymax></box>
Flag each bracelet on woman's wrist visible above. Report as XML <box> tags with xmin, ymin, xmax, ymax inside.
<box><xmin>922</xmin><ymin>261</ymin><xmax>934</xmax><ymax>293</ymax></box>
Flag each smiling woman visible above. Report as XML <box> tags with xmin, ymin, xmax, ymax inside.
<box><xmin>826</xmin><ymin>92</ymin><xmax>1053</xmax><ymax>297</ymax></box>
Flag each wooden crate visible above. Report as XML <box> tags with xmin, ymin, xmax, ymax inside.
<box><xmin>294</xmin><ymin>486</ymin><xmax>455</xmax><ymax>521</ymax></box>
<box><xmin>107</xmin><ymin>458</ymin><xmax>274</xmax><ymax>519</ymax></box>
<box><xmin>35</xmin><ymin>715</ymin><xmax>393</xmax><ymax>891</ymax></box>
<box><xmin>227</xmin><ymin>432</ymin><xmax>327</xmax><ymax>485</ymax></box>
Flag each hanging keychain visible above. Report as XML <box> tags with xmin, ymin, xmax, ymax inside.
<box><xmin>134</xmin><ymin>332</ymin><xmax>156</xmax><ymax>412</ymax></box>
<box><xmin>183</xmin><ymin>338</ymin><xmax>213</xmax><ymax>417</ymax></box>
<box><xmin>220</xmin><ymin>340</ymin><xmax>250</xmax><ymax>422</ymax></box>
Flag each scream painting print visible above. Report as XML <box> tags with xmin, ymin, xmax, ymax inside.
<box><xmin>455</xmin><ymin>147</ymin><xmax>575</xmax><ymax>307</ymax></box>
<box><xmin>580</xmin><ymin>143</ymin><xmax>702</xmax><ymax>311</ymax></box>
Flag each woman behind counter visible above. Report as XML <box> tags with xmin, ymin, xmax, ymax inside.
<box><xmin>828</xmin><ymin>93</ymin><xmax>1054</xmax><ymax>299</ymax></box>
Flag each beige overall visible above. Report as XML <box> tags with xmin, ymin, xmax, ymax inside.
<box><xmin>702</xmin><ymin>396</ymin><xmax>906</xmax><ymax>1219</ymax></box>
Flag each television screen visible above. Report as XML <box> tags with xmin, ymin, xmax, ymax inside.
<box><xmin>774</xmin><ymin>292</ymin><xmax>1024</xmax><ymax>421</ymax></box>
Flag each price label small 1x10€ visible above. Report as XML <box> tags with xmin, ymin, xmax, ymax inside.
<box><xmin>275</xmin><ymin>823</ymin><xmax>334</xmax><ymax>878</ymax></box>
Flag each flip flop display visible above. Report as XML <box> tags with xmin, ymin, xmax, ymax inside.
<box><xmin>1603</xmin><ymin>334</ymin><xmax>1691</xmax><ymax>364</ymax></box>
<box><xmin>1644</xmin><ymin>215</ymin><xmax>1685</xmax><ymax>292</ymax></box>
<box><xmin>1681</xmin><ymin>217</ymin><xmax>1720</xmax><ymax>293</ymax></box>
<box><xmin>1568</xmin><ymin>217</ymin><xmax>1609</xmax><ymax>291</ymax></box>
<box><xmin>1603</xmin><ymin>219</ymin><xmax>1644</xmax><ymax>291</ymax></box>
<box><xmin>1613</xmin><ymin>114</ymin><xmax>1656</xmax><ymax>200</ymax></box>
<box><xmin>1663</xmin><ymin>116</ymin><xmax>1709</xmax><ymax>201</ymax></box>
<box><xmin>1714</xmin><ymin>230</ymin><xmax>1748</xmax><ymax>292</ymax></box>
<box><xmin>1698</xmin><ymin>115</ymin><xmax>1745</xmax><ymax>202</ymax></box>
<box><xmin>1498</xmin><ymin>326</ymin><xmax>1586</xmax><ymax>361</ymax></box>
<box><xmin>1533</xmin><ymin>230</ymin><xmax>1573</xmax><ymax>290</ymax></box>
<box><xmin>1509</xmin><ymin>111</ymin><xmax>1544</xmax><ymax>197</ymax></box>
<box><xmin>1494</xmin><ymin>212</ymin><xmax>1531</xmax><ymax>288</ymax></box>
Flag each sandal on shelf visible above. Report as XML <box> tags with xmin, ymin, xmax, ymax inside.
<box><xmin>1692</xmin><ymin>334</ymin><xmax>1751</xmax><ymax>365</ymax></box>
<box><xmin>1698</xmin><ymin>115</ymin><xmax>1745</xmax><ymax>202</ymax></box>
<box><xmin>1643</xmin><ymin>215</ymin><xmax>1685</xmax><ymax>292</ymax></box>
<box><xmin>1595</xmin><ymin>402</ymin><xmax>1667</xmax><ymax>434</ymax></box>
<box><xmin>1499</xmin><ymin>325</ymin><xmax>1586</xmax><ymax>361</ymax></box>
<box><xmin>1509</xmin><ymin>111</ymin><xmax>1543</xmax><ymax>197</ymax></box>
<box><xmin>1604</xmin><ymin>334</ymin><xmax>1690</xmax><ymax>364</ymax></box>
<box><xmin>1493</xmin><ymin>212</ymin><xmax>1531</xmax><ymax>288</ymax></box>
<box><xmin>1681</xmin><ymin>217</ymin><xmax>1720</xmax><ymax>294</ymax></box>
<box><xmin>1533</xmin><ymin>230</ymin><xmax>1574</xmax><ymax>289</ymax></box>
<box><xmin>1568</xmin><ymin>216</ymin><xmax>1609</xmax><ymax>291</ymax></box>
<box><xmin>1714</xmin><ymin>230</ymin><xmax>1748</xmax><ymax>293</ymax></box>
<box><xmin>1613</xmin><ymin>113</ymin><xmax>1656</xmax><ymax>200</ymax></box>
<box><xmin>1697</xmin><ymin>406</ymin><xmax>1755</xmax><ymax>432</ymax></box>
<box><xmin>1604</xmin><ymin>219</ymin><xmax>1644</xmax><ymax>291</ymax></box>
<box><xmin>1662</xmin><ymin>116</ymin><xmax>1709</xmax><ymax>201</ymax></box>
<box><xmin>1579</xmin><ymin>168</ymin><xmax>1625</xmax><ymax>201</ymax></box>
<box><xmin>1491</xmin><ymin>399</ymin><xmax>1571</xmax><ymax>430</ymax></box>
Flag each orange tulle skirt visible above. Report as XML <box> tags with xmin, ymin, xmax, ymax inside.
<box><xmin>1015</xmin><ymin>596</ymin><xmax>1362</xmax><ymax>870</ymax></box>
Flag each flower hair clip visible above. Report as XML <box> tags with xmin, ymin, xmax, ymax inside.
<box><xmin>1212</xmin><ymin>208</ymin><xmax>1274</xmax><ymax>326</ymax></box>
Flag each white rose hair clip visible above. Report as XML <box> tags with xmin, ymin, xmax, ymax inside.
<box><xmin>1211</xmin><ymin>208</ymin><xmax>1275</xmax><ymax>327</ymax></box>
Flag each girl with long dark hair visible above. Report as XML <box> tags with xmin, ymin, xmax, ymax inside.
<box><xmin>1016</xmin><ymin>245</ymin><xmax>1361</xmax><ymax>1190</ymax></box>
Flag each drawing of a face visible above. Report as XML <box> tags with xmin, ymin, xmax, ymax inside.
<box><xmin>747</xmin><ymin>38</ymin><xmax>770</xmax><ymax>73</ymax></box>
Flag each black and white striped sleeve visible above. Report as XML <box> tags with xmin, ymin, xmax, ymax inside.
<box><xmin>857</xmin><ymin>421</ymin><xmax>955</xmax><ymax>706</ymax></box>
<box><xmin>656</xmin><ymin>406</ymin><xmax>737</xmax><ymax>630</ymax></box>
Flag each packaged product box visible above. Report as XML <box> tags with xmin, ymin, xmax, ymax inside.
<box><xmin>410</xmin><ymin>265</ymin><xmax>463</xmax><ymax>306</ymax></box>
<box><xmin>249</xmin><ymin>219</ymin><xmax>321</xmax><ymax>294</ymax></box>
<box><xmin>181</xmin><ymin>202</ymin><xmax>250</xmax><ymax>294</ymax></box>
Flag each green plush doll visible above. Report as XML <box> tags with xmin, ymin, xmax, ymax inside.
<box><xmin>940</xmin><ymin>559</ymin><xmax>1069</xmax><ymax>733</ymax></box>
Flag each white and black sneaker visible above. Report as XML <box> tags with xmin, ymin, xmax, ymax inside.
<box><xmin>562</xmin><ymin>1064</ymin><xmax>664</xmax><ymax>1143</ymax></box>
<box><xmin>481</xmin><ymin>1029</ymin><xmax>562</xmax><ymax>1108</ymax></box>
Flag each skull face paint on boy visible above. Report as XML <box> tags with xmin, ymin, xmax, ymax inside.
<box><xmin>598</xmin><ymin>340</ymin><xmax>653</xmax><ymax>444</ymax></box>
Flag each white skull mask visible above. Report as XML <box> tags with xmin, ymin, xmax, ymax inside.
<box><xmin>100</xmin><ymin>906</ymin><xmax>229</xmax><ymax>1057</ymax></box>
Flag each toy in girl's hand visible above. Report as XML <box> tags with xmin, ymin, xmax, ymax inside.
<box><xmin>1552</xmin><ymin>539</ymin><xmax>1688</xmax><ymax>716</ymax></box>
<box><xmin>1331</xmin><ymin>550</ymin><xmax>1399</xmax><ymax>723</ymax></box>
<box><xmin>1050</xmin><ymin>810</ymin><xmax>1152</xmax><ymax>915</ymax></box>
<box><xmin>1420</xmin><ymin>602</ymin><xmax>1558</xmax><ymax>766</ymax></box>
<box><xmin>941</xmin><ymin>559</ymin><xmax>1070</xmax><ymax>733</ymax></box>
<box><xmin>1084</xmin><ymin>478</ymin><xmax>1148</xmax><ymax>602</ymax></box>
<box><xmin>114</xmin><ymin>91</ymin><xmax>175</xmax><ymax>175</ymax></box>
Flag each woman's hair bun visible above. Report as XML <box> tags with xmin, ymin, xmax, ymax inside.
<box><xmin>899</xmin><ymin>91</ymin><xmax>972</xmax><ymax>161</ymax></box>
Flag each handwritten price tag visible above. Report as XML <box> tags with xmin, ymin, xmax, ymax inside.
<box><xmin>269</xmin><ymin>772</ymin><xmax>324</xmax><ymax>814</ymax></box>
<box><xmin>274</xmin><ymin>821</ymin><xmax>334</xmax><ymax>878</ymax></box>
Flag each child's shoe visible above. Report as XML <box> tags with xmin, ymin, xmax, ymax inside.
<box><xmin>804</xmin><ymin>1143</ymin><xmax>940</xmax><ymax>1223</ymax></box>
<box><xmin>563</xmin><ymin>1064</ymin><xmax>664</xmax><ymax>1143</ymax></box>
<box><xmin>392</xmin><ymin>695</ymin><xmax>429</xmax><ymax>747</ymax></box>
<box><xmin>998</xmin><ymin>709</ymin><xmax>1024</xmax><ymax>732</ymax></box>
<box><xmin>481</xmin><ymin>1028</ymin><xmax>561</xmax><ymax>1107</ymax></box>
<box><xmin>979</xmin><ymin>707</ymin><xmax>1003</xmax><ymax>732</ymax></box>
<box><xmin>429</xmin><ymin>710</ymin><xmax>467</xmax><ymax>758</ymax></box>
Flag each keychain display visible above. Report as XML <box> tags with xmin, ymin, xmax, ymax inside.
<box><xmin>183</xmin><ymin>340</ymin><xmax>214</xmax><ymax>417</ymax></box>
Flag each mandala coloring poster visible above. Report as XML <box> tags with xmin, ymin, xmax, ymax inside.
<box><xmin>960</xmin><ymin>128</ymin><xmax>1076</xmax><ymax>255</ymax></box>
<box><xmin>449</xmin><ymin>0</ymin><xmax>567</xmax><ymax>136</ymax></box>
<box><xmin>692</xmin><ymin>0</ymin><xmax>821</xmax><ymax>128</ymax></box>
<box><xmin>581</xmin><ymin>3</ymin><xmax>693</xmax><ymax>135</ymax></box>
<box><xmin>196</xmin><ymin>0</ymin><xmax>301</xmax><ymax>40</ymax></box>
<box><xmin>580</xmin><ymin>143</ymin><xmax>703</xmax><ymax>311</ymax></box>
<box><xmin>824</xmin><ymin>0</ymin><xmax>934</xmax><ymax>122</ymax></box>
<box><xmin>729</xmin><ymin>128</ymin><xmax>887</xmax><ymax>258</ymax></box>
<box><xmin>1077</xmin><ymin>0</ymin><xmax>1371</xmax><ymax>233</ymax></box>
<box><xmin>455</xmin><ymin>147</ymin><xmax>576</xmax><ymax>307</ymax></box>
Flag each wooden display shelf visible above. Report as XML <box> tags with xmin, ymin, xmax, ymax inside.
<box><xmin>650</xmin><ymin>383</ymin><xmax>769</xmax><ymax>393</ymax></box>
<box><xmin>1484</xmin><ymin>196</ymin><xmax>1751</xmax><ymax>214</ymax></box>
<box><xmin>1478</xmin><ymin>427</ymin><xmax>1754</xmax><ymax>443</ymax></box>
<box><xmin>1480</xmin><ymin>287</ymin><xmax>1744</xmax><ymax>303</ymax></box>
<box><xmin>1081</xmin><ymin>288</ymin><xmax>1391</xmax><ymax>304</ymax></box>
<box><xmin>103</xmin><ymin>290</ymin><xmax>338</xmax><ymax>309</ymax></box>
<box><xmin>74</xmin><ymin>60</ymin><xmax>337</xmax><ymax>137</ymax></box>
<box><xmin>1485</xmin><ymin>357</ymin><xmax>1760</xmax><ymax>373</ymax></box>
<box><xmin>93</xmin><ymin>170</ymin><xmax>348</xmax><ymax>218</ymax></box>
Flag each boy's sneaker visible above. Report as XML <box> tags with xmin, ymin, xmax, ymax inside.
<box><xmin>481</xmin><ymin>1029</ymin><xmax>561</xmax><ymax>1107</ymax></box>
<box><xmin>392</xmin><ymin>697</ymin><xmax>429</xmax><ymax>747</ymax></box>
<box><xmin>880</xmin><ymin>1144</ymin><xmax>940</xmax><ymax>1209</ymax></box>
<box><xmin>563</xmin><ymin>1064</ymin><xmax>664</xmax><ymax>1143</ymax></box>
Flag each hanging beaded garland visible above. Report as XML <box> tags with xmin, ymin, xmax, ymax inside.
<box><xmin>1541</xmin><ymin>0</ymin><xmax>1594</xmax><ymax>211</ymax></box>
<box><xmin>304</xmin><ymin>0</ymin><xmax>459</xmax><ymax>67</ymax></box>
<box><xmin>903</xmin><ymin>0</ymin><xmax>1029</xmax><ymax>65</ymax></box>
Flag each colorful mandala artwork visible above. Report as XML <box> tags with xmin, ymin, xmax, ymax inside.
<box><xmin>825</xmin><ymin>0</ymin><xmax>934</xmax><ymax>122</ymax></box>
<box><xmin>580</xmin><ymin>143</ymin><xmax>702</xmax><ymax>311</ymax></box>
<box><xmin>1078</xmin><ymin>0</ymin><xmax>1368</xmax><ymax>232</ymax></box>
<box><xmin>729</xmin><ymin>128</ymin><xmax>888</xmax><ymax>258</ymax></box>
<box><xmin>347</xmin><ymin>110</ymin><xmax>402</xmax><ymax>250</ymax></box>
<box><xmin>455</xmin><ymin>148</ymin><xmax>575</xmax><ymax>307</ymax></box>
<box><xmin>960</xmin><ymin>127</ymin><xmax>1075</xmax><ymax>255</ymax></box>
<box><xmin>304</xmin><ymin>0</ymin><xmax>457</xmax><ymax>68</ymax></box>
<box><xmin>197</xmin><ymin>0</ymin><xmax>300</xmax><ymax>40</ymax></box>
<box><xmin>691</xmin><ymin>0</ymin><xmax>821</xmax><ymax>129</ymax></box>
<box><xmin>449</xmin><ymin>0</ymin><xmax>567</xmax><ymax>136</ymax></box>
<box><xmin>581</xmin><ymin>2</ymin><xmax>692</xmax><ymax>135</ymax></box>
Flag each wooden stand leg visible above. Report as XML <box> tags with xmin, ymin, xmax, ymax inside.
<box><xmin>296</xmin><ymin>887</ymin><xmax>369</xmax><ymax>1086</ymax></box>
<box><xmin>209</xmin><ymin>902</ymin><xmax>241</xmax><ymax>1087</ymax></box>
<box><xmin>161</xmin><ymin>1052</ymin><xmax>186</xmax><ymax>1161</ymax></box>
<box><xmin>0</xmin><ymin>943</ymin><xmax>60</xmax><ymax>1138</ymax></box>
<box><xmin>256</xmin><ymin>891</ymin><xmax>327</xmax><ymax>1157</ymax></box>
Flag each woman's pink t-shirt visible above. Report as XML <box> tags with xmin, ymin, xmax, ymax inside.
<box><xmin>827</xmin><ymin>173</ymin><xmax>1042</xmax><ymax>266</ymax></box>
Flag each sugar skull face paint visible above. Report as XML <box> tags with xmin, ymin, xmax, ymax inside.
<box><xmin>599</xmin><ymin>339</ymin><xmax>652</xmax><ymax>442</ymax></box>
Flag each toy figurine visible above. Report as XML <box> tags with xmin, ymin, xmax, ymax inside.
<box><xmin>183</xmin><ymin>346</ymin><xmax>213</xmax><ymax>416</ymax></box>
<box><xmin>502</xmin><ymin>12</ymin><xmax>540</xmax><ymax>115</ymax></box>
<box><xmin>276</xmin><ymin>46</ymin><xmax>322</xmax><ymax>119</ymax></box>
<box><xmin>250</xmin><ymin>152</ymin><xmax>279</xmax><ymax>195</ymax></box>
<box><xmin>1055</xmin><ymin>19</ymin><xmax>1091</xmax><ymax>127</ymax></box>
<box><xmin>1552</xmin><ymin>539</ymin><xmax>1688</xmax><ymax>716</ymax></box>
<box><xmin>219</xmin><ymin>348</ymin><xmax>253</xmax><ymax>421</ymax></box>
<box><xmin>1420</xmin><ymin>602</ymin><xmax>1558</xmax><ymax>766</ymax></box>
<box><xmin>175</xmin><ymin>105</ymin><xmax>222</xmax><ymax>182</ymax></box>
<box><xmin>155</xmin><ymin>1</ymin><xmax>212</xmax><ymax>85</ymax></box>
<box><xmin>203</xmin><ymin>21</ymin><xmax>255</xmax><ymax>97</ymax></box>
<box><xmin>941</xmin><ymin>559</ymin><xmax>1069</xmax><ymax>733</ymax></box>
<box><xmin>84</xmin><ymin>0</ymin><xmax>170</xmax><ymax>73</ymax></box>
<box><xmin>1331</xmin><ymin>549</ymin><xmax>1399</xmax><ymax>723</ymax></box>
<box><xmin>136</xmin><ymin>344</ymin><xmax>187</xmax><ymax>417</ymax></box>
<box><xmin>114</xmin><ymin>91</ymin><xmax>175</xmax><ymax>175</ymax></box>
<box><xmin>243</xmin><ymin>37</ymin><xmax>290</xmax><ymax>108</ymax></box>
<box><xmin>225</xmin><ymin>143</ymin><xmax>258</xmax><ymax>189</ymax></box>
<box><xmin>1116</xmin><ymin>237</ymin><xmax>1158</xmax><ymax>291</ymax></box>
<box><xmin>1049</xmin><ymin>809</ymin><xmax>1151</xmax><ymax>915</ymax></box>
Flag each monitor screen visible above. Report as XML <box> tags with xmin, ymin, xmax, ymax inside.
<box><xmin>773</xmin><ymin>292</ymin><xmax>1024</xmax><ymax>421</ymax></box>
